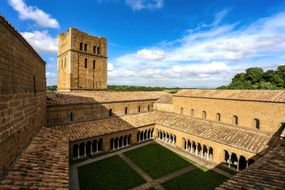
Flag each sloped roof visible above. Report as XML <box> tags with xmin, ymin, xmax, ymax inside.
<box><xmin>54</xmin><ymin>111</ymin><xmax>272</xmax><ymax>153</ymax></box>
<box><xmin>47</xmin><ymin>91</ymin><xmax>168</xmax><ymax>106</ymax></box>
<box><xmin>0</xmin><ymin>128</ymin><xmax>69</xmax><ymax>189</ymax></box>
<box><xmin>174</xmin><ymin>89</ymin><xmax>285</xmax><ymax>103</ymax></box>
<box><xmin>217</xmin><ymin>143</ymin><xmax>285</xmax><ymax>190</ymax></box>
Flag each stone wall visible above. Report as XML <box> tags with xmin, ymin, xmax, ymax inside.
<box><xmin>172</xmin><ymin>96</ymin><xmax>285</xmax><ymax>133</ymax></box>
<box><xmin>47</xmin><ymin>100</ymin><xmax>154</xmax><ymax>126</ymax></box>
<box><xmin>0</xmin><ymin>17</ymin><xmax>46</xmax><ymax>179</ymax></box>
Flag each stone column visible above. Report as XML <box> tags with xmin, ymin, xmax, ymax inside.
<box><xmin>237</xmin><ymin>157</ymin><xmax>240</xmax><ymax>172</ymax></box>
<box><xmin>97</xmin><ymin>142</ymin><xmax>99</xmax><ymax>152</ymax></box>
<box><xmin>195</xmin><ymin>142</ymin><xmax>199</xmax><ymax>155</ymax></box>
<box><xmin>246</xmin><ymin>160</ymin><xmax>249</xmax><ymax>168</ymax></box>
<box><xmin>84</xmin><ymin>144</ymin><xmax>86</xmax><ymax>157</ymax></box>
<box><xmin>112</xmin><ymin>140</ymin><xmax>115</xmax><ymax>151</ymax></box>
<box><xmin>228</xmin><ymin>152</ymin><xmax>232</xmax><ymax>168</ymax></box>
<box><xmin>201</xmin><ymin>146</ymin><xmax>204</xmax><ymax>158</ymax></box>
<box><xmin>207</xmin><ymin>147</ymin><xmax>210</xmax><ymax>160</ymax></box>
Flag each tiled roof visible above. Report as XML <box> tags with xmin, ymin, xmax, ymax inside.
<box><xmin>155</xmin><ymin>112</ymin><xmax>271</xmax><ymax>153</ymax></box>
<box><xmin>174</xmin><ymin>89</ymin><xmax>285</xmax><ymax>103</ymax></box>
<box><xmin>54</xmin><ymin>111</ymin><xmax>271</xmax><ymax>153</ymax></box>
<box><xmin>54</xmin><ymin>112</ymin><xmax>156</xmax><ymax>142</ymax></box>
<box><xmin>47</xmin><ymin>91</ymin><xmax>168</xmax><ymax>106</ymax></box>
<box><xmin>0</xmin><ymin>127</ymin><xmax>69</xmax><ymax>189</ymax></box>
<box><xmin>217</xmin><ymin>143</ymin><xmax>285</xmax><ymax>190</ymax></box>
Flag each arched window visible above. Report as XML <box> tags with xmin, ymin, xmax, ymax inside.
<box><xmin>191</xmin><ymin>109</ymin><xmax>194</xmax><ymax>117</ymax></box>
<box><xmin>254</xmin><ymin>118</ymin><xmax>260</xmax><ymax>129</ymax></box>
<box><xmin>84</xmin><ymin>58</ymin><xmax>87</xmax><ymax>68</ymax></box>
<box><xmin>138</xmin><ymin>106</ymin><xmax>141</xmax><ymax>113</ymax></box>
<box><xmin>216</xmin><ymin>113</ymin><xmax>221</xmax><ymax>122</ymax></box>
<box><xmin>180</xmin><ymin>107</ymin><xmax>184</xmax><ymax>115</ymax></box>
<box><xmin>233</xmin><ymin>115</ymin><xmax>238</xmax><ymax>125</ymax></box>
<box><xmin>84</xmin><ymin>44</ymin><xmax>87</xmax><ymax>51</ymax></box>
<box><xmin>70</xmin><ymin>112</ymin><xmax>74</xmax><ymax>121</ymax></box>
<box><xmin>93</xmin><ymin>60</ymin><xmax>96</xmax><ymax>70</ymax></box>
<box><xmin>97</xmin><ymin>46</ymin><xmax>100</xmax><ymax>54</ymax></box>
<box><xmin>79</xmin><ymin>43</ymin><xmax>83</xmax><ymax>50</ymax></box>
<box><xmin>202</xmin><ymin>111</ymin><xmax>207</xmax><ymax>119</ymax></box>
<box><xmin>93</xmin><ymin>46</ymin><xmax>96</xmax><ymax>53</ymax></box>
<box><xmin>109</xmin><ymin>109</ymin><xmax>112</xmax><ymax>116</ymax></box>
<box><xmin>148</xmin><ymin>105</ymin><xmax>151</xmax><ymax>111</ymax></box>
<box><xmin>125</xmin><ymin>107</ymin><xmax>128</xmax><ymax>115</ymax></box>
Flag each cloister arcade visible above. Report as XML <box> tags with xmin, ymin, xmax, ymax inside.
<box><xmin>223</xmin><ymin>150</ymin><xmax>255</xmax><ymax>171</ymax></box>
<box><xmin>73</xmin><ymin>138</ymin><xmax>103</xmax><ymax>159</ymax></box>
<box><xmin>137</xmin><ymin>128</ymin><xmax>154</xmax><ymax>143</ymax></box>
<box><xmin>182</xmin><ymin>138</ymin><xmax>213</xmax><ymax>161</ymax></box>
<box><xmin>110</xmin><ymin>134</ymin><xmax>132</xmax><ymax>151</ymax></box>
<box><xmin>157</xmin><ymin>130</ymin><xmax>177</xmax><ymax>146</ymax></box>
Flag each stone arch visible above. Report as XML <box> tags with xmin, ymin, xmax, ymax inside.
<box><xmin>233</xmin><ymin>115</ymin><xmax>238</xmax><ymax>125</ymax></box>
<box><xmin>151</xmin><ymin>128</ymin><xmax>154</xmax><ymax>138</ymax></box>
<box><xmin>79</xmin><ymin>142</ymin><xmax>85</xmax><ymax>157</ymax></box>
<box><xmin>86</xmin><ymin>141</ymin><xmax>91</xmax><ymax>155</ymax></box>
<box><xmin>144</xmin><ymin>130</ymin><xmax>147</xmax><ymax>140</ymax></box>
<box><xmin>248</xmin><ymin>158</ymin><xmax>255</xmax><ymax>166</ymax></box>
<box><xmin>202</xmin><ymin>145</ymin><xmax>207</xmax><ymax>158</ymax></box>
<box><xmin>183</xmin><ymin>138</ymin><xmax>187</xmax><ymax>150</ymax></box>
<box><xmin>119</xmin><ymin>136</ymin><xmax>123</xmax><ymax>148</ymax></box>
<box><xmin>73</xmin><ymin>144</ymin><xmax>79</xmax><ymax>158</ymax></box>
<box><xmin>92</xmin><ymin>139</ymin><xmax>98</xmax><ymax>153</ymax></box>
<box><xmin>231</xmin><ymin>153</ymin><xmax>238</xmax><ymax>169</ymax></box>
<box><xmin>224</xmin><ymin>150</ymin><xmax>229</xmax><ymax>162</ymax></box>
<box><xmin>114</xmin><ymin>137</ymin><xmax>119</xmax><ymax>149</ymax></box>
<box><xmin>137</xmin><ymin>131</ymin><xmax>140</xmax><ymax>142</ymax></box>
<box><xmin>187</xmin><ymin>140</ymin><xmax>191</xmax><ymax>151</ymax></box>
<box><xmin>140</xmin><ymin>131</ymin><xmax>144</xmax><ymax>141</ymax></box>
<box><xmin>110</xmin><ymin>138</ymin><xmax>114</xmax><ymax>150</ymax></box>
<box><xmin>123</xmin><ymin>135</ymin><xmax>128</xmax><ymax>146</ymax></box>
<box><xmin>239</xmin><ymin>155</ymin><xmax>247</xmax><ymax>171</ymax></box>
<box><xmin>209</xmin><ymin>147</ymin><xmax>213</xmax><ymax>160</ymax></box>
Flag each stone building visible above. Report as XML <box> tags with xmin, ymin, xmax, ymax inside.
<box><xmin>0</xmin><ymin>16</ymin><xmax>285</xmax><ymax>189</ymax></box>
<box><xmin>57</xmin><ymin>28</ymin><xmax>107</xmax><ymax>91</ymax></box>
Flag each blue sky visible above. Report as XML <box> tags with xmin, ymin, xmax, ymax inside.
<box><xmin>1</xmin><ymin>0</ymin><xmax>285</xmax><ymax>88</ymax></box>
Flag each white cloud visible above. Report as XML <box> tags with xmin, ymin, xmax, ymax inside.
<box><xmin>46</xmin><ymin>72</ymin><xmax>56</xmax><ymax>78</ymax></box>
<box><xmin>108</xmin><ymin>63</ymin><xmax>114</xmax><ymax>71</ymax></box>
<box><xmin>8</xmin><ymin>0</ymin><xmax>59</xmax><ymax>28</ymax></box>
<box><xmin>125</xmin><ymin>0</ymin><xmax>164</xmax><ymax>10</ymax></box>
<box><xmin>137</xmin><ymin>49</ymin><xmax>166</xmax><ymax>60</ymax></box>
<box><xmin>21</xmin><ymin>30</ymin><xmax>57</xmax><ymax>54</ymax></box>
<box><xmin>108</xmin><ymin>11</ymin><xmax>285</xmax><ymax>88</ymax></box>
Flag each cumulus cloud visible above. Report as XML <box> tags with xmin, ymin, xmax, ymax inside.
<box><xmin>108</xmin><ymin>11</ymin><xmax>285</xmax><ymax>88</ymax></box>
<box><xmin>21</xmin><ymin>30</ymin><xmax>57</xmax><ymax>54</ymax></box>
<box><xmin>8</xmin><ymin>0</ymin><xmax>59</xmax><ymax>28</ymax></box>
<box><xmin>125</xmin><ymin>0</ymin><xmax>164</xmax><ymax>10</ymax></box>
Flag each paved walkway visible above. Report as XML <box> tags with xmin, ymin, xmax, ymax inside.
<box><xmin>130</xmin><ymin>166</ymin><xmax>195</xmax><ymax>190</ymax></box>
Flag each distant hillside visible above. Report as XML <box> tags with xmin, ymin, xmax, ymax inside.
<box><xmin>46</xmin><ymin>85</ymin><xmax>181</xmax><ymax>93</ymax></box>
<box><xmin>218</xmin><ymin>65</ymin><xmax>285</xmax><ymax>90</ymax></box>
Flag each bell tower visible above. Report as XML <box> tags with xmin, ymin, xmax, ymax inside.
<box><xmin>57</xmin><ymin>28</ymin><xmax>107</xmax><ymax>91</ymax></box>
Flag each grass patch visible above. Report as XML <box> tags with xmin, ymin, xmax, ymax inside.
<box><xmin>162</xmin><ymin>169</ymin><xmax>228</xmax><ymax>190</ymax></box>
<box><xmin>124</xmin><ymin>143</ymin><xmax>191</xmax><ymax>178</ymax></box>
<box><xmin>78</xmin><ymin>155</ymin><xmax>145</xmax><ymax>190</ymax></box>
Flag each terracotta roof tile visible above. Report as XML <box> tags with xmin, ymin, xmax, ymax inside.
<box><xmin>47</xmin><ymin>91</ymin><xmax>168</xmax><ymax>106</ymax></box>
<box><xmin>0</xmin><ymin>128</ymin><xmax>69</xmax><ymax>189</ymax></box>
<box><xmin>217</xmin><ymin>143</ymin><xmax>285</xmax><ymax>190</ymax></box>
<box><xmin>175</xmin><ymin>90</ymin><xmax>285</xmax><ymax>103</ymax></box>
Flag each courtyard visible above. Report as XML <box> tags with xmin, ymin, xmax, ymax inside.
<box><xmin>76</xmin><ymin>142</ymin><xmax>228</xmax><ymax>190</ymax></box>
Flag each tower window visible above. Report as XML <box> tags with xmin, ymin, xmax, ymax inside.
<box><xmin>93</xmin><ymin>60</ymin><xmax>96</xmax><ymax>69</ymax></box>
<box><xmin>180</xmin><ymin>107</ymin><xmax>184</xmax><ymax>115</ymax></box>
<box><xmin>138</xmin><ymin>106</ymin><xmax>141</xmax><ymax>113</ymax></box>
<box><xmin>233</xmin><ymin>115</ymin><xmax>238</xmax><ymax>126</ymax></box>
<box><xmin>125</xmin><ymin>107</ymin><xmax>128</xmax><ymax>115</ymax></box>
<box><xmin>80</xmin><ymin>43</ymin><xmax>83</xmax><ymax>50</ymax></box>
<box><xmin>97</xmin><ymin>46</ymin><xmax>100</xmax><ymax>54</ymax></box>
<box><xmin>84</xmin><ymin>58</ymin><xmax>88</xmax><ymax>68</ymax></box>
<box><xmin>148</xmin><ymin>105</ymin><xmax>150</xmax><ymax>111</ymax></box>
<box><xmin>84</xmin><ymin>44</ymin><xmax>88</xmax><ymax>51</ymax></box>
<box><xmin>109</xmin><ymin>109</ymin><xmax>112</xmax><ymax>116</ymax></box>
<box><xmin>93</xmin><ymin>46</ymin><xmax>96</xmax><ymax>53</ymax></box>
<box><xmin>254</xmin><ymin>118</ymin><xmax>260</xmax><ymax>129</ymax></box>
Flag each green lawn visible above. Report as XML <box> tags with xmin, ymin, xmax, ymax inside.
<box><xmin>162</xmin><ymin>169</ymin><xmax>228</xmax><ymax>190</ymax></box>
<box><xmin>78</xmin><ymin>155</ymin><xmax>146</xmax><ymax>190</ymax></box>
<box><xmin>124</xmin><ymin>143</ymin><xmax>191</xmax><ymax>178</ymax></box>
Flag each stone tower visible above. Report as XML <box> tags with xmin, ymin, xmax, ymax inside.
<box><xmin>57</xmin><ymin>28</ymin><xmax>107</xmax><ymax>91</ymax></box>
